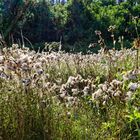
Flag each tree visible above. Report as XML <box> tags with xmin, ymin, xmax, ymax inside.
<box><xmin>1</xmin><ymin>0</ymin><xmax>33</xmax><ymax>42</ymax></box>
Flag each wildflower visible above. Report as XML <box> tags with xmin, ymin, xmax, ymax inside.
<box><xmin>0</xmin><ymin>71</ymin><xmax>9</xmax><ymax>79</ymax></box>
<box><xmin>60</xmin><ymin>84</ymin><xmax>67</xmax><ymax>92</ymax></box>
<box><xmin>37</xmin><ymin>69</ymin><xmax>43</xmax><ymax>75</ymax></box>
<box><xmin>128</xmin><ymin>74</ymin><xmax>137</xmax><ymax>80</ymax></box>
<box><xmin>47</xmin><ymin>53</ymin><xmax>58</xmax><ymax>61</ymax></box>
<box><xmin>44</xmin><ymin>82</ymin><xmax>52</xmax><ymax>89</ymax></box>
<box><xmin>103</xmin><ymin>95</ymin><xmax>109</xmax><ymax>100</ymax></box>
<box><xmin>114</xmin><ymin>90</ymin><xmax>121</xmax><ymax>97</ymax></box>
<box><xmin>21</xmin><ymin>63</ymin><xmax>30</xmax><ymax>71</ymax></box>
<box><xmin>67</xmin><ymin>76</ymin><xmax>75</xmax><ymax>84</ymax></box>
<box><xmin>98</xmin><ymin>84</ymin><xmax>107</xmax><ymax>92</ymax></box>
<box><xmin>98</xmin><ymin>84</ymin><xmax>103</xmax><ymax>89</ymax></box>
<box><xmin>67</xmin><ymin>112</ymin><xmax>71</xmax><ymax>119</ymax></box>
<box><xmin>38</xmin><ymin>57</ymin><xmax>47</xmax><ymax>63</ymax></box>
<box><xmin>128</xmin><ymin>82</ymin><xmax>138</xmax><ymax>91</ymax></box>
<box><xmin>91</xmin><ymin>84</ymin><xmax>96</xmax><ymax>90</ymax></box>
<box><xmin>125</xmin><ymin>91</ymin><xmax>133</xmax><ymax>100</ymax></box>
<box><xmin>5</xmin><ymin>60</ymin><xmax>16</xmax><ymax>71</ymax></box>
<box><xmin>75</xmin><ymin>74</ymin><xmax>82</xmax><ymax>81</ymax></box>
<box><xmin>12</xmin><ymin>44</ymin><xmax>19</xmax><ymax>49</ymax></box>
<box><xmin>59</xmin><ymin>93</ymin><xmax>66</xmax><ymax>98</ymax></box>
<box><xmin>133</xmin><ymin>38</ymin><xmax>140</xmax><ymax>49</ymax></box>
<box><xmin>88</xmin><ymin>43</ymin><xmax>97</xmax><ymax>48</ymax></box>
<box><xmin>123</xmin><ymin>71</ymin><xmax>137</xmax><ymax>81</ymax></box>
<box><xmin>92</xmin><ymin>89</ymin><xmax>102</xmax><ymax>100</ymax></box>
<box><xmin>34</xmin><ymin>62</ymin><xmax>42</xmax><ymax>69</ymax></box>
<box><xmin>67</xmin><ymin>96</ymin><xmax>74</xmax><ymax>102</ymax></box>
<box><xmin>0</xmin><ymin>56</ymin><xmax>4</xmax><ymax>63</ymax></box>
<box><xmin>95</xmin><ymin>30</ymin><xmax>101</xmax><ymax>35</ymax></box>
<box><xmin>0</xmin><ymin>66</ymin><xmax>4</xmax><ymax>72</ymax></box>
<box><xmin>122</xmin><ymin>75</ymin><xmax>129</xmax><ymax>81</ymax></box>
<box><xmin>108</xmin><ymin>25</ymin><xmax>116</xmax><ymax>32</ymax></box>
<box><xmin>102</xmin><ymin>100</ymin><xmax>106</xmax><ymax>106</ymax></box>
<box><xmin>19</xmin><ymin>54</ymin><xmax>29</xmax><ymax>63</ymax></box>
<box><xmin>110</xmin><ymin>79</ymin><xmax>122</xmax><ymax>87</ymax></box>
<box><xmin>22</xmin><ymin>78</ymin><xmax>31</xmax><ymax>86</ymax></box>
<box><xmin>71</xmin><ymin>88</ymin><xmax>78</xmax><ymax>96</ymax></box>
<box><xmin>83</xmin><ymin>86</ymin><xmax>90</xmax><ymax>96</ymax></box>
<box><xmin>107</xmin><ymin>88</ymin><xmax>114</xmax><ymax>96</ymax></box>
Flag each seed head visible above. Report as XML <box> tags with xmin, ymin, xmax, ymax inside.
<box><xmin>133</xmin><ymin>38</ymin><xmax>140</xmax><ymax>49</ymax></box>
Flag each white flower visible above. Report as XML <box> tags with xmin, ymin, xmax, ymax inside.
<box><xmin>102</xmin><ymin>84</ymin><xmax>108</xmax><ymax>91</ymax></box>
<box><xmin>21</xmin><ymin>63</ymin><xmax>29</xmax><ymax>71</ymax></box>
<box><xmin>123</xmin><ymin>75</ymin><xmax>129</xmax><ymax>81</ymax></box>
<box><xmin>125</xmin><ymin>91</ymin><xmax>133</xmax><ymax>100</ymax></box>
<box><xmin>92</xmin><ymin>89</ymin><xmax>102</xmax><ymax>100</ymax></box>
<box><xmin>34</xmin><ymin>62</ymin><xmax>42</xmax><ymax>69</ymax></box>
<box><xmin>67</xmin><ymin>96</ymin><xmax>74</xmax><ymax>102</ymax></box>
<box><xmin>107</xmin><ymin>88</ymin><xmax>114</xmax><ymax>96</ymax></box>
<box><xmin>110</xmin><ymin>79</ymin><xmax>122</xmax><ymax>87</ymax></box>
<box><xmin>0</xmin><ymin>66</ymin><xmax>4</xmax><ymax>72</ymax></box>
<box><xmin>103</xmin><ymin>95</ymin><xmax>108</xmax><ymax>100</ymax></box>
<box><xmin>71</xmin><ymin>88</ymin><xmax>78</xmax><ymax>96</ymax></box>
<box><xmin>0</xmin><ymin>72</ymin><xmax>8</xmax><ymax>79</ymax></box>
<box><xmin>98</xmin><ymin>84</ymin><xmax>103</xmax><ymax>89</ymax></box>
<box><xmin>60</xmin><ymin>84</ymin><xmax>66</xmax><ymax>90</ymax></box>
<box><xmin>83</xmin><ymin>86</ymin><xmax>90</xmax><ymax>96</ymax></box>
<box><xmin>60</xmin><ymin>93</ymin><xmax>66</xmax><ymax>98</ymax></box>
<box><xmin>67</xmin><ymin>76</ymin><xmax>75</xmax><ymax>83</ymax></box>
<box><xmin>67</xmin><ymin>112</ymin><xmax>71</xmax><ymax>118</ymax></box>
<box><xmin>38</xmin><ymin>57</ymin><xmax>47</xmax><ymax>63</ymax></box>
<box><xmin>44</xmin><ymin>82</ymin><xmax>51</xmax><ymax>89</ymax></box>
<box><xmin>0</xmin><ymin>56</ymin><xmax>4</xmax><ymax>63</ymax></box>
<box><xmin>19</xmin><ymin>54</ymin><xmax>29</xmax><ymax>63</ymax></box>
<box><xmin>114</xmin><ymin>90</ymin><xmax>121</xmax><ymax>97</ymax></box>
<box><xmin>102</xmin><ymin>100</ymin><xmax>106</xmax><ymax>106</ymax></box>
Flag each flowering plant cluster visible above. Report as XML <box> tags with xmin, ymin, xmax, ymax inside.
<box><xmin>0</xmin><ymin>45</ymin><xmax>140</xmax><ymax>139</ymax></box>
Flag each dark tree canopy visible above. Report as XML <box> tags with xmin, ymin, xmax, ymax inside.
<box><xmin>0</xmin><ymin>0</ymin><xmax>140</xmax><ymax>51</ymax></box>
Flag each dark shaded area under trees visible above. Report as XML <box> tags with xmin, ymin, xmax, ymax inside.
<box><xmin>0</xmin><ymin>0</ymin><xmax>140</xmax><ymax>52</ymax></box>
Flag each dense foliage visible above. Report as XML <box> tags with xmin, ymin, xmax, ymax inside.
<box><xmin>0</xmin><ymin>0</ymin><xmax>140</xmax><ymax>51</ymax></box>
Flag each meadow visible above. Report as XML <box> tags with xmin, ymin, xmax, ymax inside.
<box><xmin>0</xmin><ymin>0</ymin><xmax>140</xmax><ymax>139</ymax></box>
<box><xmin>0</xmin><ymin>39</ymin><xmax>140</xmax><ymax>139</ymax></box>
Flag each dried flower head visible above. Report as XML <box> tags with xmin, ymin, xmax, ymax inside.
<box><xmin>95</xmin><ymin>30</ymin><xmax>101</xmax><ymax>36</ymax></box>
<box><xmin>88</xmin><ymin>43</ymin><xmax>97</xmax><ymax>48</ymax></box>
<box><xmin>12</xmin><ymin>44</ymin><xmax>19</xmax><ymax>49</ymax></box>
<box><xmin>108</xmin><ymin>25</ymin><xmax>116</xmax><ymax>32</ymax></box>
<box><xmin>133</xmin><ymin>38</ymin><xmax>140</xmax><ymax>49</ymax></box>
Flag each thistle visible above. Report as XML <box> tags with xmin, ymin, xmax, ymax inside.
<box><xmin>95</xmin><ymin>30</ymin><xmax>107</xmax><ymax>51</ymax></box>
<box><xmin>108</xmin><ymin>25</ymin><xmax>116</xmax><ymax>49</ymax></box>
